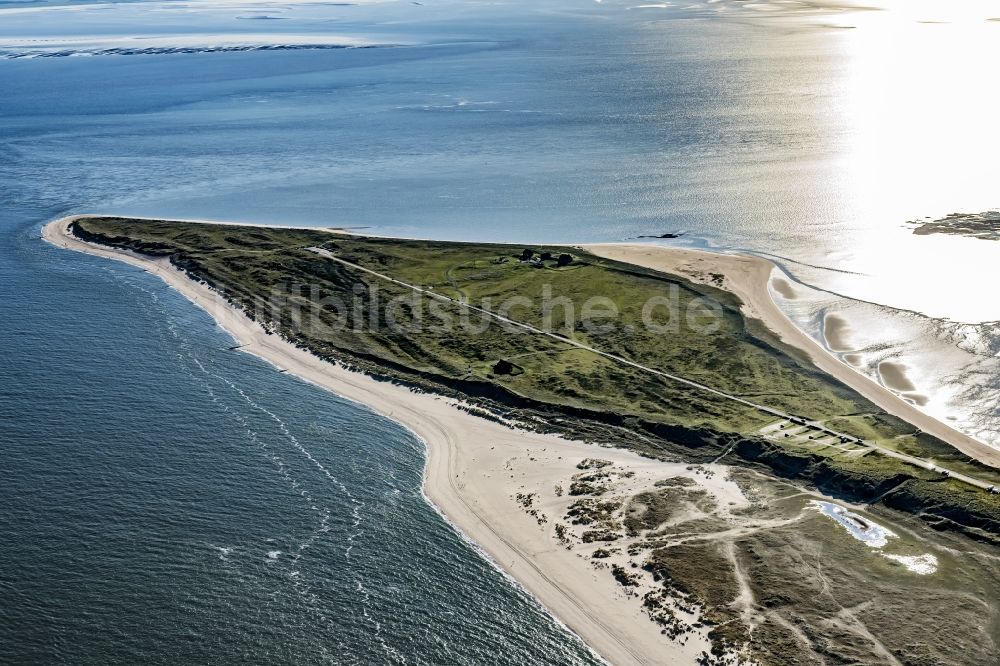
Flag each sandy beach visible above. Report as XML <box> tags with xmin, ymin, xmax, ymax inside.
<box><xmin>46</xmin><ymin>216</ymin><xmax>729</xmax><ymax>665</ymax></box>
<box><xmin>44</xmin><ymin>216</ymin><xmax>999</xmax><ymax>665</ymax></box>
<box><xmin>585</xmin><ymin>243</ymin><xmax>1000</xmax><ymax>469</ymax></box>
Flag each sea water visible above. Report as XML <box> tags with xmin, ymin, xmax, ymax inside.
<box><xmin>2</xmin><ymin>0</ymin><xmax>999</xmax><ymax>662</ymax></box>
<box><xmin>1</xmin><ymin>213</ymin><xmax>602</xmax><ymax>663</ymax></box>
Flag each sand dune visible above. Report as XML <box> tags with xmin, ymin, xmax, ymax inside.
<box><xmin>45</xmin><ymin>217</ymin><xmax>1000</xmax><ymax>666</ymax></box>
<box><xmin>45</xmin><ymin>216</ymin><xmax>719</xmax><ymax>665</ymax></box>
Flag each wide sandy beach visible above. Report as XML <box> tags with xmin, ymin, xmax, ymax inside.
<box><xmin>44</xmin><ymin>216</ymin><xmax>999</xmax><ymax>665</ymax></box>
<box><xmin>585</xmin><ymin>243</ymin><xmax>1000</xmax><ymax>469</ymax></box>
<box><xmin>46</xmin><ymin>216</ymin><xmax>724</xmax><ymax>665</ymax></box>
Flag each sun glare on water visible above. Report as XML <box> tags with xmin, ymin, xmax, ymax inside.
<box><xmin>875</xmin><ymin>0</ymin><xmax>999</xmax><ymax>24</ymax></box>
<box><xmin>818</xmin><ymin>0</ymin><xmax>1000</xmax><ymax>321</ymax></box>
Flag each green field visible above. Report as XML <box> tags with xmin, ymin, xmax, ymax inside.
<box><xmin>69</xmin><ymin>217</ymin><xmax>1000</xmax><ymax>541</ymax></box>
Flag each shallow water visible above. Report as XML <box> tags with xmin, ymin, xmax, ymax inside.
<box><xmin>2</xmin><ymin>0</ymin><xmax>999</xmax><ymax>661</ymax></box>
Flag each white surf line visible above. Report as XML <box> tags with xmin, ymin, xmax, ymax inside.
<box><xmin>306</xmin><ymin>247</ymin><xmax>997</xmax><ymax>494</ymax></box>
<box><xmin>43</xmin><ymin>218</ymin><xmax>702</xmax><ymax>665</ymax></box>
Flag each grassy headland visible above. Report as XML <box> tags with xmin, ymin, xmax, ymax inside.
<box><xmin>69</xmin><ymin>217</ymin><xmax>1000</xmax><ymax>544</ymax></box>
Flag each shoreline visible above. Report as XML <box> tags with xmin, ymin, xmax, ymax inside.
<box><xmin>43</xmin><ymin>214</ymin><xmax>999</xmax><ymax>665</ymax></box>
<box><xmin>584</xmin><ymin>243</ymin><xmax>1000</xmax><ymax>469</ymax></box>
<box><xmin>44</xmin><ymin>215</ymin><xmax>721</xmax><ymax>665</ymax></box>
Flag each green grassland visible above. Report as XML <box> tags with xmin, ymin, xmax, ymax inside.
<box><xmin>69</xmin><ymin>217</ymin><xmax>1000</xmax><ymax>540</ymax></box>
<box><xmin>643</xmin><ymin>469</ymin><xmax>1000</xmax><ymax>665</ymax></box>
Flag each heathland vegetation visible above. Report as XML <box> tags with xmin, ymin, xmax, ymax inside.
<box><xmin>70</xmin><ymin>217</ymin><xmax>1000</xmax><ymax>544</ymax></box>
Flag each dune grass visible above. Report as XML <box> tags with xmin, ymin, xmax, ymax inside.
<box><xmin>70</xmin><ymin>217</ymin><xmax>1000</xmax><ymax>491</ymax></box>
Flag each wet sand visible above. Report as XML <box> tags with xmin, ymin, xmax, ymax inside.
<box><xmin>584</xmin><ymin>243</ymin><xmax>1000</xmax><ymax>469</ymax></box>
<box><xmin>878</xmin><ymin>361</ymin><xmax>929</xmax><ymax>407</ymax></box>
<box><xmin>770</xmin><ymin>276</ymin><xmax>798</xmax><ymax>300</ymax></box>
<box><xmin>878</xmin><ymin>361</ymin><xmax>917</xmax><ymax>392</ymax></box>
<box><xmin>822</xmin><ymin>312</ymin><xmax>855</xmax><ymax>353</ymax></box>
